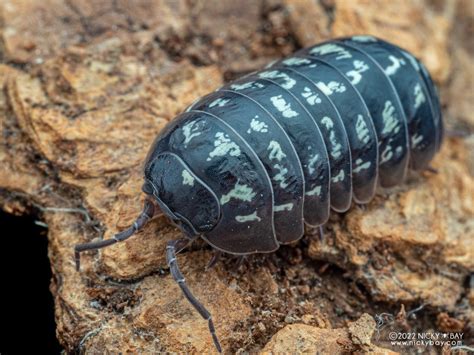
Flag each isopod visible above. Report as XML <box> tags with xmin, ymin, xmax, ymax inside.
<box><xmin>74</xmin><ymin>35</ymin><xmax>442</xmax><ymax>352</ymax></box>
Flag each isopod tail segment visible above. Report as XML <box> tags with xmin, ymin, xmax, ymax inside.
<box><xmin>73</xmin><ymin>198</ymin><xmax>223</xmax><ymax>353</ymax></box>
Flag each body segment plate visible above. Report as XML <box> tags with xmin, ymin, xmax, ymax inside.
<box><xmin>300</xmin><ymin>42</ymin><xmax>410</xmax><ymax>187</ymax></box>
<box><xmin>148</xmin><ymin>111</ymin><xmax>278</xmax><ymax>254</ymax></box>
<box><xmin>191</xmin><ymin>91</ymin><xmax>305</xmax><ymax>244</ymax></box>
<box><xmin>340</xmin><ymin>37</ymin><xmax>437</xmax><ymax>170</ymax></box>
<box><xmin>271</xmin><ymin>56</ymin><xmax>379</xmax><ymax>203</ymax></box>
<box><xmin>223</xmin><ymin>76</ymin><xmax>331</xmax><ymax>226</ymax></box>
<box><xmin>259</xmin><ymin>66</ymin><xmax>353</xmax><ymax>211</ymax></box>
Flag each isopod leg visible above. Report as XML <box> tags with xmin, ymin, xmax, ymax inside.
<box><xmin>318</xmin><ymin>225</ymin><xmax>324</xmax><ymax>240</ymax></box>
<box><xmin>166</xmin><ymin>239</ymin><xmax>222</xmax><ymax>353</ymax></box>
<box><xmin>305</xmin><ymin>224</ymin><xmax>324</xmax><ymax>240</ymax></box>
<box><xmin>234</xmin><ymin>255</ymin><xmax>246</xmax><ymax>271</ymax></box>
<box><xmin>424</xmin><ymin>166</ymin><xmax>438</xmax><ymax>174</ymax></box>
<box><xmin>74</xmin><ymin>198</ymin><xmax>155</xmax><ymax>271</ymax></box>
<box><xmin>206</xmin><ymin>250</ymin><xmax>222</xmax><ymax>270</ymax></box>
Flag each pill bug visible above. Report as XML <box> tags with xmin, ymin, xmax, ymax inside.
<box><xmin>74</xmin><ymin>35</ymin><xmax>443</xmax><ymax>352</ymax></box>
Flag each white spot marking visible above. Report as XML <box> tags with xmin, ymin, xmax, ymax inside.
<box><xmin>258</xmin><ymin>70</ymin><xmax>296</xmax><ymax>89</ymax></box>
<box><xmin>209</xmin><ymin>98</ymin><xmax>229</xmax><ymax>108</ymax></box>
<box><xmin>301</xmin><ymin>87</ymin><xmax>321</xmax><ymax>105</ymax></box>
<box><xmin>310</xmin><ymin>43</ymin><xmax>352</xmax><ymax>60</ymax></box>
<box><xmin>247</xmin><ymin>116</ymin><xmax>268</xmax><ymax>134</ymax></box>
<box><xmin>346</xmin><ymin>60</ymin><xmax>369</xmax><ymax>85</ymax></box>
<box><xmin>308</xmin><ymin>153</ymin><xmax>319</xmax><ymax>174</ymax></box>
<box><xmin>306</xmin><ymin>185</ymin><xmax>322</xmax><ymax>196</ymax></box>
<box><xmin>321</xmin><ymin>116</ymin><xmax>334</xmax><ymax>129</ymax></box>
<box><xmin>273</xmin><ymin>163</ymin><xmax>289</xmax><ymax>189</ymax></box>
<box><xmin>380</xmin><ymin>145</ymin><xmax>393</xmax><ymax>164</ymax></box>
<box><xmin>411</xmin><ymin>133</ymin><xmax>424</xmax><ymax>147</ymax></box>
<box><xmin>182</xmin><ymin>121</ymin><xmax>202</xmax><ymax>147</ymax></box>
<box><xmin>384</xmin><ymin>55</ymin><xmax>406</xmax><ymax>76</ymax></box>
<box><xmin>230</xmin><ymin>82</ymin><xmax>252</xmax><ymax>90</ymax></box>
<box><xmin>316</xmin><ymin>81</ymin><xmax>346</xmax><ymax>96</ymax></box>
<box><xmin>414</xmin><ymin>83</ymin><xmax>426</xmax><ymax>109</ymax></box>
<box><xmin>235</xmin><ymin>211</ymin><xmax>261</xmax><ymax>223</ymax></box>
<box><xmin>355</xmin><ymin>114</ymin><xmax>370</xmax><ymax>144</ymax></box>
<box><xmin>381</xmin><ymin>101</ymin><xmax>400</xmax><ymax>135</ymax></box>
<box><xmin>331</xmin><ymin>169</ymin><xmax>345</xmax><ymax>183</ymax></box>
<box><xmin>282</xmin><ymin>57</ymin><xmax>311</xmax><ymax>66</ymax></box>
<box><xmin>207</xmin><ymin>132</ymin><xmax>241</xmax><ymax>161</ymax></box>
<box><xmin>268</xmin><ymin>141</ymin><xmax>287</xmax><ymax>161</ymax></box>
<box><xmin>321</xmin><ymin>116</ymin><xmax>342</xmax><ymax>159</ymax></box>
<box><xmin>181</xmin><ymin>170</ymin><xmax>195</xmax><ymax>186</ymax></box>
<box><xmin>274</xmin><ymin>203</ymin><xmax>294</xmax><ymax>212</ymax></box>
<box><xmin>220</xmin><ymin>182</ymin><xmax>256</xmax><ymax>205</ymax></box>
<box><xmin>270</xmin><ymin>95</ymin><xmax>298</xmax><ymax>118</ymax></box>
<box><xmin>351</xmin><ymin>35</ymin><xmax>377</xmax><ymax>42</ymax></box>
<box><xmin>353</xmin><ymin>159</ymin><xmax>371</xmax><ymax>173</ymax></box>
<box><xmin>401</xmin><ymin>51</ymin><xmax>420</xmax><ymax>71</ymax></box>
<box><xmin>230</xmin><ymin>81</ymin><xmax>264</xmax><ymax>90</ymax></box>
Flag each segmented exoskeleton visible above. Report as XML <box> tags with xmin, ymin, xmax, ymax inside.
<box><xmin>75</xmin><ymin>35</ymin><xmax>442</xmax><ymax>352</ymax></box>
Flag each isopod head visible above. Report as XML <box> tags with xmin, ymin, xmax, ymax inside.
<box><xmin>143</xmin><ymin>151</ymin><xmax>221</xmax><ymax>238</ymax></box>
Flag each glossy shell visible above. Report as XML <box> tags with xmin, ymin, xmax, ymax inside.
<box><xmin>144</xmin><ymin>35</ymin><xmax>443</xmax><ymax>255</ymax></box>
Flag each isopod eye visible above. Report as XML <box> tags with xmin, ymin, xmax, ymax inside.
<box><xmin>144</xmin><ymin>152</ymin><xmax>221</xmax><ymax>235</ymax></box>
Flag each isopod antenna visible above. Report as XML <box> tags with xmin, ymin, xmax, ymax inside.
<box><xmin>74</xmin><ymin>198</ymin><xmax>155</xmax><ymax>271</ymax></box>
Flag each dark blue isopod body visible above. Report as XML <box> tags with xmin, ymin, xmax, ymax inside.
<box><xmin>338</xmin><ymin>37</ymin><xmax>438</xmax><ymax>170</ymax></box>
<box><xmin>254</xmin><ymin>67</ymin><xmax>353</xmax><ymax>212</ymax></box>
<box><xmin>190</xmin><ymin>91</ymin><xmax>305</xmax><ymax>244</ymax></box>
<box><xmin>300</xmin><ymin>41</ymin><xmax>411</xmax><ymax>187</ymax></box>
<box><xmin>271</xmin><ymin>55</ymin><xmax>379</xmax><ymax>204</ymax></box>
<box><xmin>222</xmin><ymin>75</ymin><xmax>331</xmax><ymax>227</ymax></box>
<box><xmin>149</xmin><ymin>111</ymin><xmax>279</xmax><ymax>254</ymax></box>
<box><xmin>74</xmin><ymin>36</ymin><xmax>444</xmax><ymax>353</ymax></box>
